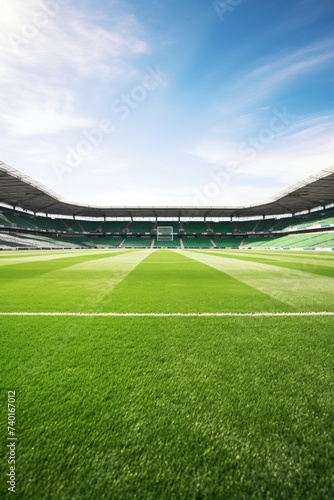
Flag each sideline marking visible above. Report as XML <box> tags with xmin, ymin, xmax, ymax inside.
<box><xmin>0</xmin><ymin>312</ymin><xmax>333</xmax><ymax>317</ymax></box>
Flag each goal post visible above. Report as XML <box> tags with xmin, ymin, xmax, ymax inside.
<box><xmin>157</xmin><ymin>226</ymin><xmax>174</xmax><ymax>241</ymax></box>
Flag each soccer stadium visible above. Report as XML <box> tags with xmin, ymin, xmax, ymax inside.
<box><xmin>2</xmin><ymin>0</ymin><xmax>334</xmax><ymax>498</ymax></box>
<box><xmin>1</xmin><ymin>160</ymin><xmax>334</xmax><ymax>499</ymax></box>
<box><xmin>1</xmin><ymin>162</ymin><xmax>334</xmax><ymax>251</ymax></box>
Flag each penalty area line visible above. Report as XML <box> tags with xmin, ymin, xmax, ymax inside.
<box><xmin>0</xmin><ymin>312</ymin><xmax>333</xmax><ymax>317</ymax></box>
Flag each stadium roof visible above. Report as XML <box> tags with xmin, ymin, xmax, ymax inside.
<box><xmin>0</xmin><ymin>161</ymin><xmax>333</xmax><ymax>219</ymax></box>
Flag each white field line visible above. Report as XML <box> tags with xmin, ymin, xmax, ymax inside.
<box><xmin>0</xmin><ymin>312</ymin><xmax>333</xmax><ymax>317</ymax></box>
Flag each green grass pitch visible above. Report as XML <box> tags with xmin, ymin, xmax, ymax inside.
<box><xmin>1</xmin><ymin>248</ymin><xmax>334</xmax><ymax>498</ymax></box>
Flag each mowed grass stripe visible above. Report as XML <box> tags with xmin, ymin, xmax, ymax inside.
<box><xmin>60</xmin><ymin>249</ymin><xmax>154</xmax><ymax>272</ymax></box>
<box><xmin>0</xmin><ymin>248</ymin><xmax>136</xmax><ymax>285</ymax></box>
<box><xmin>0</xmin><ymin>249</ymin><xmax>149</xmax><ymax>312</ymax></box>
<box><xmin>0</xmin><ymin>249</ymin><xmax>134</xmax><ymax>273</ymax></box>
<box><xmin>0</xmin><ymin>250</ymin><xmax>68</xmax><ymax>260</ymax></box>
<box><xmin>1</xmin><ymin>316</ymin><xmax>333</xmax><ymax>498</ymax></box>
<box><xmin>180</xmin><ymin>249</ymin><xmax>334</xmax><ymax>312</ymax></box>
<box><xmin>208</xmin><ymin>249</ymin><xmax>334</xmax><ymax>278</ymax></box>
<box><xmin>0</xmin><ymin>248</ymin><xmax>125</xmax><ymax>267</ymax></box>
<box><xmin>0</xmin><ymin>311</ymin><xmax>333</xmax><ymax>317</ymax></box>
<box><xmin>227</xmin><ymin>248</ymin><xmax>334</xmax><ymax>258</ymax></box>
<box><xmin>101</xmin><ymin>250</ymin><xmax>291</xmax><ymax>313</ymax></box>
<box><xmin>239</xmin><ymin>249</ymin><xmax>334</xmax><ymax>264</ymax></box>
<box><xmin>213</xmin><ymin>248</ymin><xmax>334</xmax><ymax>265</ymax></box>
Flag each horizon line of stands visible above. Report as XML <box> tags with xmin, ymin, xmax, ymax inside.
<box><xmin>1</xmin><ymin>206</ymin><xmax>334</xmax><ymax>236</ymax></box>
<box><xmin>1</xmin><ymin>232</ymin><xmax>334</xmax><ymax>251</ymax></box>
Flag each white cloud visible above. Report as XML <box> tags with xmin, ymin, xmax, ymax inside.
<box><xmin>187</xmin><ymin>32</ymin><xmax>334</xmax><ymax>206</ymax></box>
<box><xmin>0</xmin><ymin>1</ymin><xmax>332</xmax><ymax>210</ymax></box>
<box><xmin>217</xmin><ymin>37</ymin><xmax>334</xmax><ymax>112</ymax></box>
<box><xmin>0</xmin><ymin>0</ymin><xmax>150</xmax><ymax>138</ymax></box>
<box><xmin>188</xmin><ymin>112</ymin><xmax>334</xmax><ymax>205</ymax></box>
<box><xmin>0</xmin><ymin>1</ymin><xmax>149</xmax><ymax>78</ymax></box>
<box><xmin>0</xmin><ymin>85</ymin><xmax>95</xmax><ymax>136</ymax></box>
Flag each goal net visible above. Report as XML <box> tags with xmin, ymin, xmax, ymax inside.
<box><xmin>157</xmin><ymin>226</ymin><xmax>174</xmax><ymax>241</ymax></box>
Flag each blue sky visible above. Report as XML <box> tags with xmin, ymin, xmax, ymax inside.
<box><xmin>1</xmin><ymin>0</ymin><xmax>334</xmax><ymax>208</ymax></box>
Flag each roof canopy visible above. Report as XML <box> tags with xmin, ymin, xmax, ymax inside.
<box><xmin>0</xmin><ymin>161</ymin><xmax>333</xmax><ymax>218</ymax></box>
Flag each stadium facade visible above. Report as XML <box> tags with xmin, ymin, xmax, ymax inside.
<box><xmin>0</xmin><ymin>161</ymin><xmax>334</xmax><ymax>250</ymax></box>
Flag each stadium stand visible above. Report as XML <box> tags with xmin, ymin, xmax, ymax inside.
<box><xmin>61</xmin><ymin>218</ymin><xmax>83</xmax><ymax>232</ymax></box>
<box><xmin>0</xmin><ymin>210</ymin><xmax>13</xmax><ymax>227</ymax></box>
<box><xmin>254</xmin><ymin>219</ymin><xmax>280</xmax><ymax>232</ymax></box>
<box><xmin>156</xmin><ymin>221</ymin><xmax>181</xmax><ymax>232</ymax></box>
<box><xmin>1</xmin><ymin>164</ymin><xmax>334</xmax><ymax>251</ymax></box>
<box><xmin>305</xmin><ymin>232</ymin><xmax>334</xmax><ymax>247</ymax></box>
<box><xmin>1</xmin><ymin>209</ymin><xmax>37</xmax><ymax>229</ymax></box>
<box><xmin>1</xmin><ymin>192</ymin><xmax>334</xmax><ymax>250</ymax></box>
<box><xmin>100</xmin><ymin>221</ymin><xmax>128</xmax><ymax>233</ymax></box>
<box><xmin>13</xmin><ymin>211</ymin><xmax>40</xmax><ymax>229</ymax></box>
<box><xmin>154</xmin><ymin>238</ymin><xmax>181</xmax><ymax>248</ymax></box>
<box><xmin>123</xmin><ymin>237</ymin><xmax>153</xmax><ymax>248</ymax></box>
<box><xmin>182</xmin><ymin>221</ymin><xmax>209</xmax><ymax>234</ymax></box>
<box><xmin>316</xmin><ymin>217</ymin><xmax>334</xmax><ymax>227</ymax></box>
<box><xmin>182</xmin><ymin>237</ymin><xmax>213</xmax><ymax>248</ymax></box>
<box><xmin>246</xmin><ymin>232</ymin><xmax>334</xmax><ymax>249</ymax></box>
<box><xmin>242</xmin><ymin>237</ymin><xmax>273</xmax><ymax>247</ymax></box>
<box><xmin>213</xmin><ymin>237</ymin><xmax>243</xmax><ymax>248</ymax></box>
<box><xmin>1</xmin><ymin>207</ymin><xmax>334</xmax><ymax>250</ymax></box>
<box><xmin>77</xmin><ymin>220</ymin><xmax>101</xmax><ymax>233</ymax></box>
<box><xmin>233</xmin><ymin>220</ymin><xmax>258</xmax><ymax>233</ymax></box>
<box><xmin>0</xmin><ymin>233</ymin><xmax>33</xmax><ymax>249</ymax></box>
<box><xmin>268</xmin><ymin>217</ymin><xmax>296</xmax><ymax>232</ymax></box>
<box><xmin>283</xmin><ymin>209</ymin><xmax>334</xmax><ymax>231</ymax></box>
<box><xmin>0</xmin><ymin>232</ymin><xmax>73</xmax><ymax>249</ymax></box>
<box><xmin>128</xmin><ymin>221</ymin><xmax>155</xmax><ymax>233</ymax></box>
<box><xmin>50</xmin><ymin>236</ymin><xmax>95</xmax><ymax>248</ymax></box>
<box><xmin>209</xmin><ymin>221</ymin><xmax>234</xmax><ymax>234</ymax></box>
<box><xmin>90</xmin><ymin>237</ymin><xmax>123</xmax><ymax>247</ymax></box>
<box><xmin>34</xmin><ymin>216</ymin><xmax>68</xmax><ymax>232</ymax></box>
